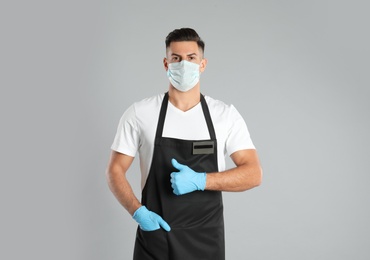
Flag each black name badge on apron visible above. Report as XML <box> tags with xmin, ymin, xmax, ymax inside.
<box><xmin>133</xmin><ymin>92</ymin><xmax>225</xmax><ymax>260</ymax></box>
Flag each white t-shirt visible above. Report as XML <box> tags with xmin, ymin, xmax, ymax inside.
<box><xmin>111</xmin><ymin>93</ymin><xmax>255</xmax><ymax>189</ymax></box>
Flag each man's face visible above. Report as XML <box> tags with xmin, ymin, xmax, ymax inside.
<box><xmin>164</xmin><ymin>41</ymin><xmax>207</xmax><ymax>73</ymax></box>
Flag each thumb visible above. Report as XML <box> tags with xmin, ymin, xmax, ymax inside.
<box><xmin>158</xmin><ymin>217</ymin><xmax>171</xmax><ymax>232</ymax></box>
<box><xmin>171</xmin><ymin>158</ymin><xmax>185</xmax><ymax>171</ymax></box>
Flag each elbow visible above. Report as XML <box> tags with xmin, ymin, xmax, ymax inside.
<box><xmin>255</xmin><ymin>167</ymin><xmax>263</xmax><ymax>187</ymax></box>
<box><xmin>254</xmin><ymin>166</ymin><xmax>263</xmax><ymax>187</ymax></box>
<box><xmin>105</xmin><ymin>166</ymin><xmax>120</xmax><ymax>189</ymax></box>
<box><xmin>105</xmin><ymin>165</ymin><xmax>114</xmax><ymax>181</ymax></box>
<box><xmin>105</xmin><ymin>163</ymin><xmax>129</xmax><ymax>188</ymax></box>
<box><xmin>105</xmin><ymin>168</ymin><xmax>114</xmax><ymax>189</ymax></box>
<box><xmin>242</xmin><ymin>166</ymin><xmax>262</xmax><ymax>191</ymax></box>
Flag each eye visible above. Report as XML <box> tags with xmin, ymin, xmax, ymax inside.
<box><xmin>172</xmin><ymin>56</ymin><xmax>179</xmax><ymax>62</ymax></box>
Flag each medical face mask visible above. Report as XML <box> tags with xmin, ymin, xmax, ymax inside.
<box><xmin>167</xmin><ymin>60</ymin><xmax>200</xmax><ymax>92</ymax></box>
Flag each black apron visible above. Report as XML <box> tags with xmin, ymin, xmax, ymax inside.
<box><xmin>133</xmin><ymin>92</ymin><xmax>225</xmax><ymax>260</ymax></box>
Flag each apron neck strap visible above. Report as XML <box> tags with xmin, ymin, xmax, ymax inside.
<box><xmin>200</xmin><ymin>94</ymin><xmax>216</xmax><ymax>140</ymax></box>
<box><xmin>155</xmin><ymin>92</ymin><xmax>216</xmax><ymax>140</ymax></box>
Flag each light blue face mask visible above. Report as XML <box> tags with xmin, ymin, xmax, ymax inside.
<box><xmin>167</xmin><ymin>60</ymin><xmax>200</xmax><ymax>92</ymax></box>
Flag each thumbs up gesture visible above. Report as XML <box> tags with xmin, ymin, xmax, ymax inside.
<box><xmin>170</xmin><ymin>158</ymin><xmax>207</xmax><ymax>195</ymax></box>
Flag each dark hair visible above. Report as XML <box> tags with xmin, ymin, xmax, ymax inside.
<box><xmin>165</xmin><ymin>28</ymin><xmax>205</xmax><ymax>53</ymax></box>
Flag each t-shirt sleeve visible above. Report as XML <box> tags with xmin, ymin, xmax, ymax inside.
<box><xmin>226</xmin><ymin>105</ymin><xmax>255</xmax><ymax>156</ymax></box>
<box><xmin>111</xmin><ymin>104</ymin><xmax>140</xmax><ymax>157</ymax></box>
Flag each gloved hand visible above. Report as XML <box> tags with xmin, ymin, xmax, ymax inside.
<box><xmin>170</xmin><ymin>158</ymin><xmax>207</xmax><ymax>195</ymax></box>
<box><xmin>132</xmin><ymin>206</ymin><xmax>171</xmax><ymax>232</ymax></box>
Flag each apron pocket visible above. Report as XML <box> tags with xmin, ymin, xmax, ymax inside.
<box><xmin>135</xmin><ymin>227</ymin><xmax>169</xmax><ymax>255</ymax></box>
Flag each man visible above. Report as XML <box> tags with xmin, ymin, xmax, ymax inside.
<box><xmin>106</xmin><ymin>28</ymin><xmax>262</xmax><ymax>260</ymax></box>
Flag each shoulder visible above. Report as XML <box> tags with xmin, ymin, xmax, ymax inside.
<box><xmin>123</xmin><ymin>93</ymin><xmax>164</xmax><ymax>120</ymax></box>
<box><xmin>133</xmin><ymin>93</ymin><xmax>164</xmax><ymax>112</ymax></box>
<box><xmin>126</xmin><ymin>93</ymin><xmax>164</xmax><ymax>130</ymax></box>
<box><xmin>204</xmin><ymin>95</ymin><xmax>242</xmax><ymax>120</ymax></box>
<box><xmin>118</xmin><ymin>93</ymin><xmax>164</xmax><ymax>124</ymax></box>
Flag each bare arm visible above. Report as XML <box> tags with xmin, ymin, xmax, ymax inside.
<box><xmin>106</xmin><ymin>151</ymin><xmax>141</xmax><ymax>216</ymax></box>
<box><xmin>205</xmin><ymin>149</ymin><xmax>262</xmax><ymax>192</ymax></box>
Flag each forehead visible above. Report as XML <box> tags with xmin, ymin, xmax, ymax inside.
<box><xmin>166</xmin><ymin>41</ymin><xmax>201</xmax><ymax>55</ymax></box>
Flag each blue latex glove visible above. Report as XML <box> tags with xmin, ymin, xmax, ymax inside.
<box><xmin>132</xmin><ymin>206</ymin><xmax>171</xmax><ymax>232</ymax></box>
<box><xmin>170</xmin><ymin>158</ymin><xmax>207</xmax><ymax>195</ymax></box>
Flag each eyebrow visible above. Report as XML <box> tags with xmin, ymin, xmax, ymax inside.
<box><xmin>171</xmin><ymin>53</ymin><xmax>198</xmax><ymax>57</ymax></box>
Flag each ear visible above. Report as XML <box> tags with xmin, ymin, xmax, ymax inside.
<box><xmin>163</xmin><ymin>57</ymin><xmax>169</xmax><ymax>71</ymax></box>
<box><xmin>200</xmin><ymin>58</ymin><xmax>208</xmax><ymax>73</ymax></box>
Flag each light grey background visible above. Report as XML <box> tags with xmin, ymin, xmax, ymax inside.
<box><xmin>1</xmin><ymin>0</ymin><xmax>369</xmax><ymax>259</ymax></box>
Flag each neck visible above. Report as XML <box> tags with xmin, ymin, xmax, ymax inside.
<box><xmin>168</xmin><ymin>84</ymin><xmax>201</xmax><ymax>112</ymax></box>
